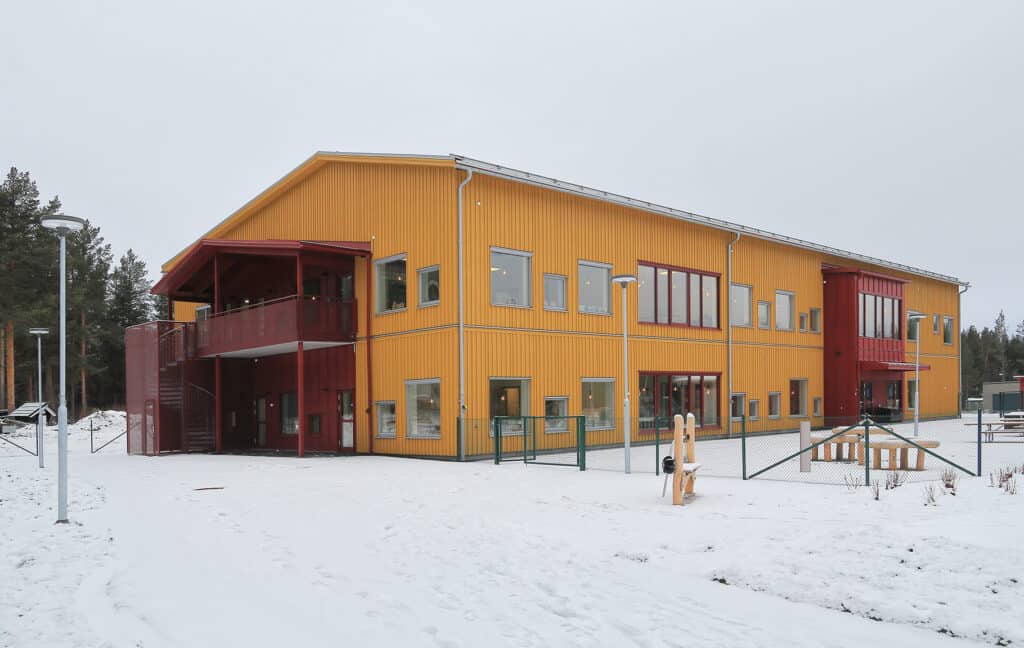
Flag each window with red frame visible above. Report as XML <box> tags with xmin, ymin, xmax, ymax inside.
<box><xmin>637</xmin><ymin>372</ymin><xmax>720</xmax><ymax>429</ymax></box>
<box><xmin>638</xmin><ymin>264</ymin><xmax>718</xmax><ymax>328</ymax></box>
<box><xmin>859</xmin><ymin>293</ymin><xmax>902</xmax><ymax>340</ymax></box>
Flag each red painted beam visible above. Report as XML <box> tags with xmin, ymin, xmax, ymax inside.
<box><xmin>297</xmin><ymin>341</ymin><xmax>305</xmax><ymax>457</ymax></box>
<box><xmin>215</xmin><ymin>355</ymin><xmax>222</xmax><ymax>453</ymax></box>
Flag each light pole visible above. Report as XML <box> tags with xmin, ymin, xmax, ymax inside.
<box><xmin>28</xmin><ymin>328</ymin><xmax>49</xmax><ymax>468</ymax></box>
<box><xmin>611</xmin><ymin>274</ymin><xmax>637</xmax><ymax>474</ymax></box>
<box><xmin>40</xmin><ymin>214</ymin><xmax>85</xmax><ymax>523</ymax></box>
<box><xmin>908</xmin><ymin>312</ymin><xmax>927</xmax><ymax>438</ymax></box>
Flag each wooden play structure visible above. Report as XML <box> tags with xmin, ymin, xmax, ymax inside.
<box><xmin>809</xmin><ymin>425</ymin><xmax>942</xmax><ymax>471</ymax></box>
<box><xmin>668</xmin><ymin>413</ymin><xmax>700</xmax><ymax>505</ymax></box>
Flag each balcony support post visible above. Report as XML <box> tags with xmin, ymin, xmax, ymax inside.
<box><xmin>215</xmin><ymin>354</ymin><xmax>222</xmax><ymax>453</ymax></box>
<box><xmin>213</xmin><ymin>253</ymin><xmax>220</xmax><ymax>315</ymax></box>
<box><xmin>297</xmin><ymin>341</ymin><xmax>305</xmax><ymax>457</ymax></box>
<box><xmin>296</xmin><ymin>253</ymin><xmax>304</xmax><ymax>339</ymax></box>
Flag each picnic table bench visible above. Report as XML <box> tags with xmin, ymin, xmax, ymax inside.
<box><xmin>811</xmin><ymin>427</ymin><xmax>940</xmax><ymax>470</ymax></box>
<box><xmin>857</xmin><ymin>437</ymin><xmax>940</xmax><ymax>471</ymax></box>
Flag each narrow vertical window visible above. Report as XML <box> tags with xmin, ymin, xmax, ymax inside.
<box><xmin>730</xmin><ymin>284</ymin><xmax>752</xmax><ymax>327</ymax></box>
<box><xmin>578</xmin><ymin>261</ymin><xmax>611</xmax><ymax>314</ymax></box>
<box><xmin>375</xmin><ymin>254</ymin><xmax>407</xmax><ymax>313</ymax></box>
<box><xmin>582</xmin><ymin>379</ymin><xmax>615</xmax><ymax>430</ymax></box>
<box><xmin>376</xmin><ymin>401</ymin><xmax>396</xmax><ymax>438</ymax></box>
<box><xmin>809</xmin><ymin>308</ymin><xmax>821</xmax><ymax>333</ymax></box>
<box><xmin>775</xmin><ymin>291</ymin><xmax>795</xmax><ymax>331</ymax></box>
<box><xmin>702</xmin><ymin>276</ymin><xmax>718</xmax><ymax>327</ymax></box>
<box><xmin>757</xmin><ymin>301</ymin><xmax>771</xmax><ymax>329</ymax></box>
<box><xmin>543</xmin><ymin>274</ymin><xmax>567</xmax><ymax>311</ymax></box>
<box><xmin>417</xmin><ymin>265</ymin><xmax>440</xmax><ymax>307</ymax></box>
<box><xmin>943</xmin><ymin>316</ymin><xmax>954</xmax><ymax>345</ymax></box>
<box><xmin>406</xmin><ymin>380</ymin><xmax>441</xmax><ymax>438</ymax></box>
<box><xmin>638</xmin><ymin>266</ymin><xmax>655</xmax><ymax>322</ymax></box>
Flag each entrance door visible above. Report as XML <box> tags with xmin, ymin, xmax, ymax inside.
<box><xmin>338</xmin><ymin>390</ymin><xmax>355</xmax><ymax>452</ymax></box>
<box><xmin>255</xmin><ymin>397</ymin><xmax>267</xmax><ymax>448</ymax></box>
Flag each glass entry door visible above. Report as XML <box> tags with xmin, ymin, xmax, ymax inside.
<box><xmin>338</xmin><ymin>390</ymin><xmax>355</xmax><ymax>452</ymax></box>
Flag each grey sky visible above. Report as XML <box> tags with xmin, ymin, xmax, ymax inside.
<box><xmin>2</xmin><ymin>1</ymin><xmax>1021</xmax><ymax>330</ymax></box>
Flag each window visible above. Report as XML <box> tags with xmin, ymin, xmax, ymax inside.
<box><xmin>406</xmin><ymin>379</ymin><xmax>441</xmax><ymax>438</ymax></box>
<box><xmin>280</xmin><ymin>392</ymin><xmax>298</xmax><ymax>435</ymax></box>
<box><xmin>730</xmin><ymin>394</ymin><xmax>746</xmax><ymax>420</ymax></box>
<box><xmin>730</xmin><ymin>284</ymin><xmax>752</xmax><ymax>327</ymax></box>
<box><xmin>578</xmin><ymin>261</ymin><xmax>611</xmax><ymax>314</ymax></box>
<box><xmin>768</xmin><ymin>392</ymin><xmax>781</xmax><ymax>418</ymax></box>
<box><xmin>943</xmin><ymin>316</ymin><xmax>954</xmax><ymax>345</ymax></box>
<box><xmin>789</xmin><ymin>379</ymin><xmax>808</xmax><ymax>417</ymax></box>
<box><xmin>749</xmin><ymin>399</ymin><xmax>760</xmax><ymax>420</ymax></box>
<box><xmin>757</xmin><ymin>301</ymin><xmax>771</xmax><ymax>329</ymax></box>
<box><xmin>933</xmin><ymin>314</ymin><xmax>940</xmax><ymax>334</ymax></box>
<box><xmin>637</xmin><ymin>372</ymin><xmax>721</xmax><ymax>429</ymax></box>
<box><xmin>491</xmin><ymin>248</ymin><xmax>531</xmax><ymax>307</ymax></box>
<box><xmin>775</xmin><ymin>291</ymin><xmax>795</xmax><ymax>331</ymax></box>
<box><xmin>809</xmin><ymin>308</ymin><xmax>821</xmax><ymax>333</ymax></box>
<box><xmin>376</xmin><ymin>401</ymin><xmax>396</xmax><ymax>438</ymax></box>
<box><xmin>907</xmin><ymin>311</ymin><xmax>922</xmax><ymax>341</ymax></box>
<box><xmin>490</xmin><ymin>378</ymin><xmax>529</xmax><ymax>435</ymax></box>
<box><xmin>799</xmin><ymin>313</ymin><xmax>808</xmax><ymax>332</ymax></box>
<box><xmin>375</xmin><ymin>255</ymin><xmax>407</xmax><ymax>313</ymax></box>
<box><xmin>543</xmin><ymin>274</ymin><xmax>567</xmax><ymax>311</ymax></box>
<box><xmin>582</xmin><ymin>379</ymin><xmax>615</xmax><ymax>430</ymax></box>
<box><xmin>309</xmin><ymin>414</ymin><xmax>321</xmax><ymax>435</ymax></box>
<box><xmin>859</xmin><ymin>293</ymin><xmax>902</xmax><ymax>339</ymax></box>
<box><xmin>544</xmin><ymin>397</ymin><xmax>569</xmax><ymax>432</ymax></box>
<box><xmin>813</xmin><ymin>397</ymin><xmax>822</xmax><ymax>417</ymax></box>
<box><xmin>907</xmin><ymin>380</ymin><xmax>918</xmax><ymax>410</ymax></box>
<box><xmin>417</xmin><ymin>266</ymin><xmax>439</xmax><ymax>307</ymax></box>
<box><xmin>638</xmin><ymin>263</ymin><xmax>719</xmax><ymax>328</ymax></box>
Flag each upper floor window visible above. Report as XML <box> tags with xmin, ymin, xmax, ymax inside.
<box><xmin>859</xmin><ymin>293</ymin><xmax>902</xmax><ymax>339</ymax></box>
<box><xmin>375</xmin><ymin>254</ymin><xmax>407</xmax><ymax>314</ymax></box>
<box><xmin>543</xmin><ymin>274</ymin><xmax>567</xmax><ymax>311</ymax></box>
<box><xmin>809</xmin><ymin>308</ymin><xmax>821</xmax><ymax>333</ymax></box>
<box><xmin>943</xmin><ymin>316</ymin><xmax>955</xmax><ymax>345</ymax></box>
<box><xmin>907</xmin><ymin>310</ymin><xmax>922</xmax><ymax>341</ymax></box>
<box><xmin>730</xmin><ymin>284</ymin><xmax>752</xmax><ymax>327</ymax></box>
<box><xmin>418</xmin><ymin>266</ymin><xmax>439</xmax><ymax>307</ymax></box>
<box><xmin>757</xmin><ymin>301</ymin><xmax>771</xmax><ymax>329</ymax></box>
<box><xmin>638</xmin><ymin>263</ymin><xmax>718</xmax><ymax>328</ymax></box>
<box><xmin>578</xmin><ymin>261</ymin><xmax>611</xmax><ymax>315</ymax></box>
<box><xmin>775</xmin><ymin>291</ymin><xmax>795</xmax><ymax>331</ymax></box>
<box><xmin>491</xmin><ymin>248</ymin><xmax>532</xmax><ymax>307</ymax></box>
<box><xmin>932</xmin><ymin>314</ymin><xmax>940</xmax><ymax>334</ymax></box>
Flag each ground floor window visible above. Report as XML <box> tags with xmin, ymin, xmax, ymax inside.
<box><xmin>406</xmin><ymin>379</ymin><xmax>441</xmax><ymax>438</ymax></box>
<box><xmin>789</xmin><ymin>379</ymin><xmax>808</xmax><ymax>417</ymax></box>
<box><xmin>813</xmin><ymin>397</ymin><xmax>822</xmax><ymax>417</ymax></box>
<box><xmin>638</xmin><ymin>373</ymin><xmax>720</xmax><ymax>429</ymax></box>
<box><xmin>490</xmin><ymin>378</ymin><xmax>529</xmax><ymax>435</ymax></box>
<box><xmin>376</xmin><ymin>401</ymin><xmax>396</xmax><ymax>438</ymax></box>
<box><xmin>281</xmin><ymin>392</ymin><xmax>298</xmax><ymax>435</ymax></box>
<box><xmin>582</xmin><ymin>379</ymin><xmax>615</xmax><ymax>430</ymax></box>
<box><xmin>730</xmin><ymin>394</ymin><xmax>745</xmax><ymax>421</ymax></box>
<box><xmin>908</xmin><ymin>380</ymin><xmax>918</xmax><ymax>410</ymax></box>
<box><xmin>749</xmin><ymin>399</ymin><xmax>760</xmax><ymax>420</ymax></box>
<box><xmin>768</xmin><ymin>392</ymin><xmax>781</xmax><ymax>418</ymax></box>
<box><xmin>544</xmin><ymin>397</ymin><xmax>569</xmax><ymax>432</ymax></box>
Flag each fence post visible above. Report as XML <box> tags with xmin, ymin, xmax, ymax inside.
<box><xmin>655</xmin><ymin>420</ymin><xmax>661</xmax><ymax>476</ymax></box>
<box><xmin>799</xmin><ymin>420</ymin><xmax>811</xmax><ymax>473</ymax></box>
<box><xmin>578</xmin><ymin>417</ymin><xmax>586</xmax><ymax>471</ymax></box>
<box><xmin>523</xmin><ymin>417</ymin><xmax>528</xmax><ymax>465</ymax></box>
<box><xmin>863</xmin><ymin>418</ymin><xmax>871</xmax><ymax>485</ymax></box>
<box><xmin>977</xmin><ymin>407</ymin><xmax>982</xmax><ymax>477</ymax></box>
<box><xmin>494</xmin><ymin>418</ymin><xmax>501</xmax><ymax>465</ymax></box>
<box><xmin>741</xmin><ymin>414</ymin><xmax>747</xmax><ymax>480</ymax></box>
<box><xmin>457</xmin><ymin>417</ymin><xmax>463</xmax><ymax>462</ymax></box>
<box><xmin>532</xmin><ymin>417</ymin><xmax>537</xmax><ymax>461</ymax></box>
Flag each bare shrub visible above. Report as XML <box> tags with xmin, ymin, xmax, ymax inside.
<box><xmin>922</xmin><ymin>484</ymin><xmax>938</xmax><ymax>506</ymax></box>
<box><xmin>844</xmin><ymin>474</ymin><xmax>862</xmax><ymax>492</ymax></box>
<box><xmin>870</xmin><ymin>480</ymin><xmax>881</xmax><ymax>501</ymax></box>
<box><xmin>885</xmin><ymin>471</ymin><xmax>907</xmax><ymax>490</ymax></box>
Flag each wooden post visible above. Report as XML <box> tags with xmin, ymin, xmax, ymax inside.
<box><xmin>297</xmin><ymin>341</ymin><xmax>305</xmax><ymax>457</ymax></box>
<box><xmin>214</xmin><ymin>355</ymin><xmax>222</xmax><ymax>453</ymax></box>
<box><xmin>5</xmin><ymin>320</ymin><xmax>14</xmax><ymax>412</ymax></box>
<box><xmin>672</xmin><ymin>414</ymin><xmax>684</xmax><ymax>506</ymax></box>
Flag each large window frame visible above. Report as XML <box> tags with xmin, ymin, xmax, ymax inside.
<box><xmin>375</xmin><ymin>253</ymin><xmax>408</xmax><ymax>314</ymax></box>
<box><xmin>859</xmin><ymin>293</ymin><xmax>902</xmax><ymax>340</ymax></box>
<box><xmin>582</xmin><ymin>378</ymin><xmax>615</xmax><ymax>431</ymax></box>
<box><xmin>490</xmin><ymin>247</ymin><xmax>532</xmax><ymax>308</ymax></box>
<box><xmin>637</xmin><ymin>262</ymin><xmax>720</xmax><ymax>329</ymax></box>
<box><xmin>637</xmin><ymin>372</ymin><xmax>721</xmax><ymax>430</ymax></box>
<box><xmin>405</xmin><ymin>379</ymin><xmax>441</xmax><ymax>439</ymax></box>
<box><xmin>730</xmin><ymin>284</ymin><xmax>753</xmax><ymax>327</ymax></box>
<box><xmin>578</xmin><ymin>260</ymin><xmax>612</xmax><ymax>315</ymax></box>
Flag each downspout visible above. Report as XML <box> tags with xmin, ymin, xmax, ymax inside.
<box><xmin>457</xmin><ymin>168</ymin><xmax>474</xmax><ymax>460</ymax></box>
<box><xmin>958</xmin><ymin>282</ymin><xmax>970</xmax><ymax>416</ymax></box>
<box><xmin>727</xmin><ymin>231</ymin><xmax>741</xmax><ymax>436</ymax></box>
<box><xmin>366</xmin><ymin>250</ymin><xmax>374</xmax><ymax>455</ymax></box>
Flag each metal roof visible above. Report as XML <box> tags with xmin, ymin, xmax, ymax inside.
<box><xmin>450</xmin><ymin>154</ymin><xmax>964</xmax><ymax>286</ymax></box>
<box><xmin>8</xmin><ymin>402</ymin><xmax>54</xmax><ymax>418</ymax></box>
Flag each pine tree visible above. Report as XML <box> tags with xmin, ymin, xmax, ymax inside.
<box><xmin>65</xmin><ymin>221</ymin><xmax>112</xmax><ymax>415</ymax></box>
<box><xmin>100</xmin><ymin>250</ymin><xmax>155</xmax><ymax>405</ymax></box>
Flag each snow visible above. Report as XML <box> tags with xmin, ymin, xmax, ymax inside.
<box><xmin>2</xmin><ymin>414</ymin><xmax>1023</xmax><ymax>647</ymax></box>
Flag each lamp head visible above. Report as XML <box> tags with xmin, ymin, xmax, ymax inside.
<box><xmin>611</xmin><ymin>274</ymin><xmax>638</xmax><ymax>285</ymax></box>
<box><xmin>28</xmin><ymin>328</ymin><xmax>50</xmax><ymax>336</ymax></box>
<box><xmin>40</xmin><ymin>214</ymin><xmax>86</xmax><ymax>234</ymax></box>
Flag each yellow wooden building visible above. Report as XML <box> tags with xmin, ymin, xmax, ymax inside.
<box><xmin>127</xmin><ymin>152</ymin><xmax>964</xmax><ymax>458</ymax></box>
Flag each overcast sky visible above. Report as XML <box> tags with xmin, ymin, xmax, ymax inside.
<box><xmin>2</xmin><ymin>1</ymin><xmax>1021</xmax><ymax>330</ymax></box>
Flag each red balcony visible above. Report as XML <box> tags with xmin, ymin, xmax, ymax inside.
<box><xmin>195</xmin><ymin>295</ymin><xmax>355</xmax><ymax>358</ymax></box>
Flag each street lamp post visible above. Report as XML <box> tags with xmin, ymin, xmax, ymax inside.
<box><xmin>908</xmin><ymin>313</ymin><xmax>927</xmax><ymax>438</ymax></box>
<box><xmin>40</xmin><ymin>214</ymin><xmax>85</xmax><ymax>523</ymax></box>
<box><xmin>611</xmin><ymin>274</ymin><xmax>637</xmax><ymax>474</ymax></box>
<box><xmin>28</xmin><ymin>328</ymin><xmax>49</xmax><ymax>468</ymax></box>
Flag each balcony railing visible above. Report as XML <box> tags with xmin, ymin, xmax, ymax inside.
<box><xmin>195</xmin><ymin>295</ymin><xmax>355</xmax><ymax>357</ymax></box>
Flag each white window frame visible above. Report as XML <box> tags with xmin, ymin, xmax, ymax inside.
<box><xmin>943</xmin><ymin>316</ymin><xmax>955</xmax><ymax>345</ymax></box>
<box><xmin>813</xmin><ymin>397</ymin><xmax>822</xmax><ymax>417</ymax></box>
<box><xmin>768</xmin><ymin>392</ymin><xmax>781</xmax><ymax>419</ymax></box>
<box><xmin>730</xmin><ymin>393</ymin><xmax>746</xmax><ymax>421</ymax></box>
<box><xmin>757</xmin><ymin>301</ymin><xmax>771</xmax><ymax>330</ymax></box>
<box><xmin>577</xmin><ymin>260</ymin><xmax>612</xmax><ymax>315</ymax></box>
<box><xmin>749</xmin><ymin>399</ymin><xmax>760</xmax><ymax>421</ymax></box>
<box><xmin>375</xmin><ymin>253</ymin><xmax>408</xmax><ymax>315</ymax></box>
<box><xmin>581</xmin><ymin>378</ymin><xmax>615</xmax><ymax>431</ymax></box>
<box><xmin>417</xmin><ymin>265</ymin><xmax>440</xmax><ymax>308</ymax></box>
<box><xmin>490</xmin><ymin>377</ymin><xmax>531</xmax><ymax>437</ymax></box>
<box><xmin>809</xmin><ymin>307</ymin><xmax>821</xmax><ymax>333</ymax></box>
<box><xmin>775</xmin><ymin>290</ymin><xmax>795</xmax><ymax>331</ymax></box>
<box><xmin>799</xmin><ymin>312</ymin><xmax>808</xmax><ymax>333</ymax></box>
<box><xmin>490</xmin><ymin>247</ymin><xmax>532</xmax><ymax>308</ymax></box>
<box><xmin>932</xmin><ymin>314</ymin><xmax>940</xmax><ymax>334</ymax></box>
<box><xmin>730</xmin><ymin>284</ymin><xmax>753</xmax><ymax>327</ymax></box>
<box><xmin>375</xmin><ymin>401</ymin><xmax>397</xmax><ymax>439</ymax></box>
<box><xmin>544</xmin><ymin>396</ymin><xmax>569</xmax><ymax>433</ymax></box>
<box><xmin>543</xmin><ymin>273</ymin><xmax>567</xmax><ymax>312</ymax></box>
<box><xmin>405</xmin><ymin>378</ymin><xmax>441</xmax><ymax>439</ymax></box>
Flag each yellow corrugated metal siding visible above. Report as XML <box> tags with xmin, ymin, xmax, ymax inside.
<box><xmin>171</xmin><ymin>300</ymin><xmax>207</xmax><ymax>322</ymax></box>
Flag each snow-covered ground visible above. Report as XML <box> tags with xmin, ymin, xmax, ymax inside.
<box><xmin>2</xmin><ymin>413</ymin><xmax>1023</xmax><ymax>647</ymax></box>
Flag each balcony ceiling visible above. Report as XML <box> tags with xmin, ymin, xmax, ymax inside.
<box><xmin>203</xmin><ymin>340</ymin><xmax>353</xmax><ymax>359</ymax></box>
